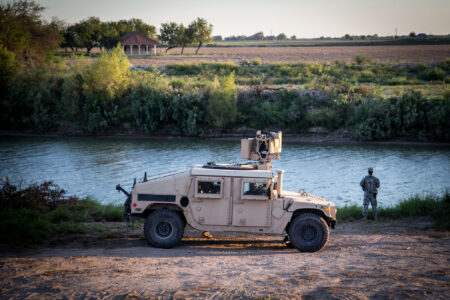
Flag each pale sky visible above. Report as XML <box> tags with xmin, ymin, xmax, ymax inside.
<box><xmin>37</xmin><ymin>0</ymin><xmax>450</xmax><ymax>38</ymax></box>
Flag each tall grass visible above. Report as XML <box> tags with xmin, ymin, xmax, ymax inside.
<box><xmin>337</xmin><ymin>192</ymin><xmax>450</xmax><ymax>230</ymax></box>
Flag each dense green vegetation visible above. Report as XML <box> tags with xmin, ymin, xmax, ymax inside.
<box><xmin>0</xmin><ymin>0</ymin><xmax>61</xmax><ymax>65</ymax></box>
<box><xmin>0</xmin><ymin>179</ymin><xmax>123</xmax><ymax>245</ymax></box>
<box><xmin>1</xmin><ymin>46</ymin><xmax>449</xmax><ymax>141</ymax></box>
<box><xmin>337</xmin><ymin>192</ymin><xmax>450</xmax><ymax>230</ymax></box>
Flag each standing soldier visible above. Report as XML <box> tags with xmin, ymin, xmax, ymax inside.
<box><xmin>360</xmin><ymin>167</ymin><xmax>380</xmax><ymax>220</ymax></box>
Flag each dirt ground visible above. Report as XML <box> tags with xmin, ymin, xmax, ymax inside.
<box><xmin>0</xmin><ymin>219</ymin><xmax>449</xmax><ymax>299</ymax></box>
<box><xmin>129</xmin><ymin>45</ymin><xmax>450</xmax><ymax>66</ymax></box>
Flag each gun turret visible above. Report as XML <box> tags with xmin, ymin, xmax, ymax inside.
<box><xmin>241</xmin><ymin>131</ymin><xmax>282</xmax><ymax>164</ymax></box>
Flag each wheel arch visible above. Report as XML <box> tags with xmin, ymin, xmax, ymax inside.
<box><xmin>142</xmin><ymin>204</ymin><xmax>187</xmax><ymax>225</ymax></box>
<box><xmin>286</xmin><ymin>208</ymin><xmax>332</xmax><ymax>231</ymax></box>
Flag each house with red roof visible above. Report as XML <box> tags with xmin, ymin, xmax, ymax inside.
<box><xmin>120</xmin><ymin>32</ymin><xmax>160</xmax><ymax>55</ymax></box>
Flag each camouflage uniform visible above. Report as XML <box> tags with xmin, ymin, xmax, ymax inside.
<box><xmin>360</xmin><ymin>168</ymin><xmax>380</xmax><ymax>218</ymax></box>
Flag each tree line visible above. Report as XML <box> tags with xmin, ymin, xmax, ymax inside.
<box><xmin>0</xmin><ymin>0</ymin><xmax>213</xmax><ymax>61</ymax></box>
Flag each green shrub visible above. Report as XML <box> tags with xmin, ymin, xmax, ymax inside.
<box><xmin>83</xmin><ymin>95</ymin><xmax>119</xmax><ymax>133</ymax></box>
<box><xmin>131</xmin><ymin>86</ymin><xmax>170</xmax><ymax>133</ymax></box>
<box><xmin>0</xmin><ymin>208</ymin><xmax>52</xmax><ymax>245</ymax></box>
<box><xmin>171</xmin><ymin>77</ymin><xmax>186</xmax><ymax>89</ymax></box>
<box><xmin>55</xmin><ymin>221</ymin><xmax>86</xmax><ymax>234</ymax></box>
<box><xmin>81</xmin><ymin>45</ymin><xmax>130</xmax><ymax>99</ymax></box>
<box><xmin>0</xmin><ymin>180</ymin><xmax>130</xmax><ymax>245</ymax></box>
<box><xmin>419</xmin><ymin>67</ymin><xmax>446</xmax><ymax>81</ymax></box>
<box><xmin>206</xmin><ymin>72</ymin><xmax>237</xmax><ymax>130</ymax></box>
<box><xmin>387</xmin><ymin>76</ymin><xmax>408</xmax><ymax>85</ymax></box>
<box><xmin>0</xmin><ymin>65</ymin><xmax>63</xmax><ymax>131</ymax></box>
<box><xmin>308</xmin><ymin>107</ymin><xmax>341</xmax><ymax>130</ymax></box>
<box><xmin>336</xmin><ymin>205</ymin><xmax>362</xmax><ymax>221</ymax></box>
<box><xmin>101</xmin><ymin>205</ymin><xmax>124</xmax><ymax>222</ymax></box>
<box><xmin>251</xmin><ymin>58</ymin><xmax>262</xmax><ymax>65</ymax></box>
<box><xmin>351</xmin><ymin>99</ymin><xmax>396</xmax><ymax>140</ymax></box>
<box><xmin>0</xmin><ymin>44</ymin><xmax>16</xmax><ymax>91</ymax></box>
<box><xmin>353</xmin><ymin>54</ymin><xmax>373</xmax><ymax>65</ymax></box>
<box><xmin>168</xmin><ymin>92</ymin><xmax>206</xmax><ymax>136</ymax></box>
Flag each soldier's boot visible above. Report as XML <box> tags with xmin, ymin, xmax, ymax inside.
<box><xmin>283</xmin><ymin>236</ymin><xmax>294</xmax><ymax>248</ymax></box>
<box><xmin>202</xmin><ymin>231</ymin><xmax>213</xmax><ymax>239</ymax></box>
<box><xmin>373</xmin><ymin>215</ymin><xmax>377</xmax><ymax>221</ymax></box>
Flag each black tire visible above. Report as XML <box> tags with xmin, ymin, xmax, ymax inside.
<box><xmin>144</xmin><ymin>208</ymin><xmax>184</xmax><ymax>248</ymax></box>
<box><xmin>287</xmin><ymin>213</ymin><xmax>329</xmax><ymax>252</ymax></box>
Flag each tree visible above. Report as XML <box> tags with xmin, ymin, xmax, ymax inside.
<box><xmin>249</xmin><ymin>32</ymin><xmax>264</xmax><ymax>40</ymax></box>
<box><xmin>81</xmin><ymin>44</ymin><xmax>130</xmax><ymax>99</ymax></box>
<box><xmin>178</xmin><ymin>24</ymin><xmax>193</xmax><ymax>54</ymax></box>
<box><xmin>213</xmin><ymin>35</ymin><xmax>222</xmax><ymax>42</ymax></box>
<box><xmin>159</xmin><ymin>22</ymin><xmax>182</xmax><ymax>53</ymax></box>
<box><xmin>409</xmin><ymin>31</ymin><xmax>416</xmax><ymax>38</ymax></box>
<box><xmin>206</xmin><ymin>72</ymin><xmax>237</xmax><ymax>130</ymax></box>
<box><xmin>98</xmin><ymin>21</ymin><xmax>119</xmax><ymax>50</ymax></box>
<box><xmin>276</xmin><ymin>33</ymin><xmax>288</xmax><ymax>40</ymax></box>
<box><xmin>63</xmin><ymin>24</ymin><xmax>81</xmax><ymax>52</ymax></box>
<box><xmin>187</xmin><ymin>17</ymin><xmax>213</xmax><ymax>54</ymax></box>
<box><xmin>125</xmin><ymin>18</ymin><xmax>156</xmax><ymax>38</ymax></box>
<box><xmin>74</xmin><ymin>17</ymin><xmax>102</xmax><ymax>54</ymax></box>
<box><xmin>0</xmin><ymin>44</ymin><xmax>16</xmax><ymax>94</ymax></box>
<box><xmin>98</xmin><ymin>19</ymin><xmax>156</xmax><ymax>50</ymax></box>
<box><xmin>0</xmin><ymin>0</ymin><xmax>62</xmax><ymax>64</ymax></box>
<box><xmin>290</xmin><ymin>35</ymin><xmax>296</xmax><ymax>40</ymax></box>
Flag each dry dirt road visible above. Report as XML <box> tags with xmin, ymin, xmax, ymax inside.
<box><xmin>129</xmin><ymin>45</ymin><xmax>450</xmax><ymax>66</ymax></box>
<box><xmin>0</xmin><ymin>220</ymin><xmax>449</xmax><ymax>299</ymax></box>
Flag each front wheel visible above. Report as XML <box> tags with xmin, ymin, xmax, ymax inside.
<box><xmin>287</xmin><ymin>213</ymin><xmax>329</xmax><ymax>252</ymax></box>
<box><xmin>144</xmin><ymin>208</ymin><xmax>184</xmax><ymax>248</ymax></box>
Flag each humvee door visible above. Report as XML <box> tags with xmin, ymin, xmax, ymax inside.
<box><xmin>190</xmin><ymin>176</ymin><xmax>232</xmax><ymax>226</ymax></box>
<box><xmin>231</xmin><ymin>178</ymin><xmax>272</xmax><ymax>227</ymax></box>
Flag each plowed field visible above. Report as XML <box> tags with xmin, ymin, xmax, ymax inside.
<box><xmin>129</xmin><ymin>45</ymin><xmax>450</xmax><ymax>66</ymax></box>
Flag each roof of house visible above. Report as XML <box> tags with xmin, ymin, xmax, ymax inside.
<box><xmin>119</xmin><ymin>32</ymin><xmax>160</xmax><ymax>45</ymax></box>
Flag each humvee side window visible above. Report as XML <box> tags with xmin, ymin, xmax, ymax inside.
<box><xmin>198</xmin><ymin>181</ymin><xmax>221</xmax><ymax>194</ymax></box>
<box><xmin>243</xmin><ymin>182</ymin><xmax>268</xmax><ymax>196</ymax></box>
<box><xmin>195</xmin><ymin>177</ymin><xmax>223</xmax><ymax>198</ymax></box>
<box><xmin>241</xmin><ymin>180</ymin><xmax>270</xmax><ymax>200</ymax></box>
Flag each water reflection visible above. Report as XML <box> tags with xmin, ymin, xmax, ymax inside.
<box><xmin>1</xmin><ymin>136</ymin><xmax>449</xmax><ymax>207</ymax></box>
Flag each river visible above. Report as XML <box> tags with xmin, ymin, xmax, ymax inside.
<box><xmin>1</xmin><ymin>136</ymin><xmax>449</xmax><ymax>207</ymax></box>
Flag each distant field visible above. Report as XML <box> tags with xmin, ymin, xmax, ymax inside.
<box><xmin>210</xmin><ymin>39</ymin><xmax>390</xmax><ymax>47</ymax></box>
<box><xmin>129</xmin><ymin>45</ymin><xmax>450</xmax><ymax>66</ymax></box>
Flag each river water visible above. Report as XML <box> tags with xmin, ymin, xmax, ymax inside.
<box><xmin>1</xmin><ymin>136</ymin><xmax>449</xmax><ymax>207</ymax></box>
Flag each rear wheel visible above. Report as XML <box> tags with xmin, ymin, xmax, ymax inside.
<box><xmin>144</xmin><ymin>208</ymin><xmax>184</xmax><ymax>248</ymax></box>
<box><xmin>288</xmin><ymin>213</ymin><xmax>329</xmax><ymax>252</ymax></box>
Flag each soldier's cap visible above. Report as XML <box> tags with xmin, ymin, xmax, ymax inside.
<box><xmin>368</xmin><ymin>167</ymin><xmax>374</xmax><ymax>172</ymax></box>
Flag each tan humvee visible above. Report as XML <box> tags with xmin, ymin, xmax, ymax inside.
<box><xmin>117</xmin><ymin>131</ymin><xmax>336</xmax><ymax>252</ymax></box>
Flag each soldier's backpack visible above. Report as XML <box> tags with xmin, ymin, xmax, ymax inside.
<box><xmin>365</xmin><ymin>176</ymin><xmax>376</xmax><ymax>193</ymax></box>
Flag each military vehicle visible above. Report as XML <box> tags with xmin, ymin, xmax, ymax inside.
<box><xmin>116</xmin><ymin>131</ymin><xmax>336</xmax><ymax>252</ymax></box>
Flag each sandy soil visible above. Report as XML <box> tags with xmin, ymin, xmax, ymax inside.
<box><xmin>0</xmin><ymin>220</ymin><xmax>449</xmax><ymax>299</ymax></box>
<box><xmin>129</xmin><ymin>45</ymin><xmax>450</xmax><ymax>66</ymax></box>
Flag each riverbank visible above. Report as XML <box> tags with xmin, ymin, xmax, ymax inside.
<box><xmin>3</xmin><ymin>130</ymin><xmax>450</xmax><ymax>147</ymax></box>
<box><xmin>1</xmin><ymin>180</ymin><xmax>449</xmax><ymax>247</ymax></box>
<box><xmin>1</xmin><ymin>219</ymin><xmax>448</xmax><ymax>299</ymax></box>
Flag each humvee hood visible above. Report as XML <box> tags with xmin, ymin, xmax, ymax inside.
<box><xmin>282</xmin><ymin>190</ymin><xmax>333</xmax><ymax>206</ymax></box>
